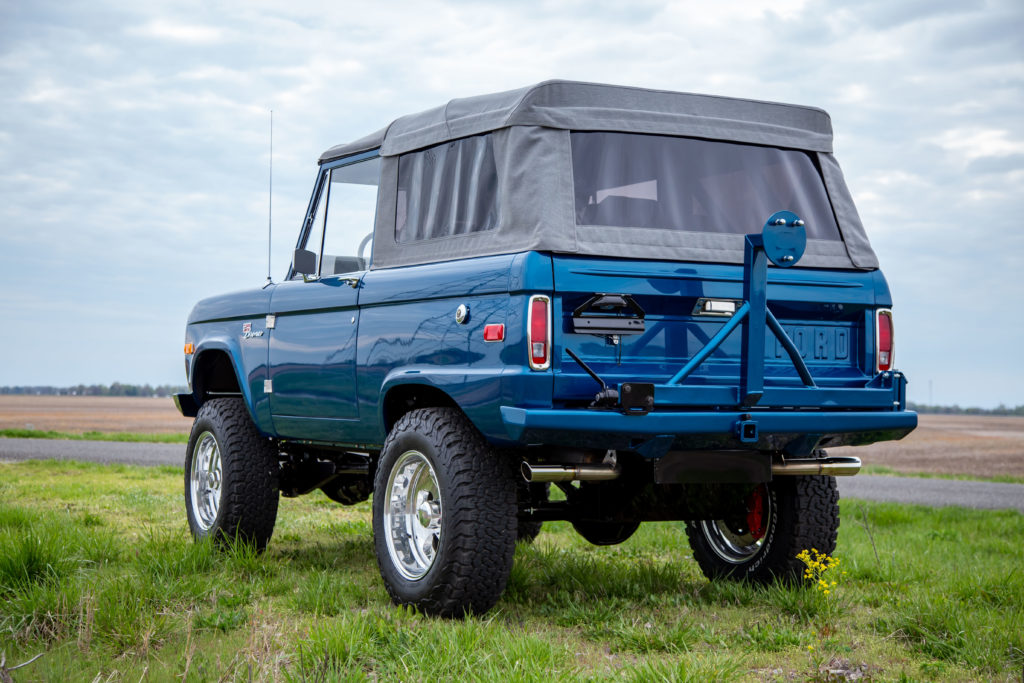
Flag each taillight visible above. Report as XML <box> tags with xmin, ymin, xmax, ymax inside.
<box><xmin>876</xmin><ymin>309</ymin><xmax>894</xmax><ymax>372</ymax></box>
<box><xmin>528</xmin><ymin>295</ymin><xmax>551</xmax><ymax>370</ymax></box>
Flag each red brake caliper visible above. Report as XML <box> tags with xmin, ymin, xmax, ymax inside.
<box><xmin>746</xmin><ymin>485</ymin><xmax>766</xmax><ymax>540</ymax></box>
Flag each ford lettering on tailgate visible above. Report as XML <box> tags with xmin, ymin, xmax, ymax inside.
<box><xmin>773</xmin><ymin>325</ymin><xmax>851</xmax><ymax>362</ymax></box>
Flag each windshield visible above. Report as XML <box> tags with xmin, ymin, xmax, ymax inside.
<box><xmin>571</xmin><ymin>132</ymin><xmax>841</xmax><ymax>240</ymax></box>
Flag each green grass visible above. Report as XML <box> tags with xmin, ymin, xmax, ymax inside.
<box><xmin>860</xmin><ymin>463</ymin><xmax>1024</xmax><ymax>485</ymax></box>
<box><xmin>0</xmin><ymin>428</ymin><xmax>188</xmax><ymax>443</ymax></box>
<box><xmin>0</xmin><ymin>460</ymin><xmax>1021</xmax><ymax>681</ymax></box>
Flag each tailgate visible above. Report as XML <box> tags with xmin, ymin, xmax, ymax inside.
<box><xmin>552</xmin><ymin>256</ymin><xmax>881</xmax><ymax>406</ymax></box>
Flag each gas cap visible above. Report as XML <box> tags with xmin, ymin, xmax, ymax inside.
<box><xmin>455</xmin><ymin>304</ymin><xmax>470</xmax><ymax>324</ymax></box>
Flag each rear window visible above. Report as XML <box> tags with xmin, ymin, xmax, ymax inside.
<box><xmin>571</xmin><ymin>132</ymin><xmax>841</xmax><ymax>240</ymax></box>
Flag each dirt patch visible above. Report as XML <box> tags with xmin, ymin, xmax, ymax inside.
<box><xmin>0</xmin><ymin>395</ymin><xmax>193</xmax><ymax>434</ymax></box>
<box><xmin>832</xmin><ymin>414</ymin><xmax>1024</xmax><ymax>479</ymax></box>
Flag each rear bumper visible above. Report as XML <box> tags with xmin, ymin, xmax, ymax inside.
<box><xmin>499</xmin><ymin>406</ymin><xmax>917</xmax><ymax>455</ymax></box>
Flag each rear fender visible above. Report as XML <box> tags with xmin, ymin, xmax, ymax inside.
<box><xmin>378</xmin><ymin>367</ymin><xmax>511</xmax><ymax>442</ymax></box>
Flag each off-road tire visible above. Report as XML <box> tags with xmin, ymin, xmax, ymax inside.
<box><xmin>184</xmin><ymin>398</ymin><xmax>280</xmax><ymax>550</ymax></box>
<box><xmin>372</xmin><ymin>408</ymin><xmax>517</xmax><ymax>617</ymax></box>
<box><xmin>686</xmin><ymin>474</ymin><xmax>839</xmax><ymax>583</ymax></box>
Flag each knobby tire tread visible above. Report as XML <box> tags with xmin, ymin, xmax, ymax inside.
<box><xmin>686</xmin><ymin>469</ymin><xmax>839</xmax><ymax>583</ymax></box>
<box><xmin>185</xmin><ymin>398</ymin><xmax>279</xmax><ymax>551</ymax></box>
<box><xmin>373</xmin><ymin>408</ymin><xmax>517</xmax><ymax>617</ymax></box>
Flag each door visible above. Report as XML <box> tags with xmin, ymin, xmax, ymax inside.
<box><xmin>269</xmin><ymin>152</ymin><xmax>380</xmax><ymax>440</ymax></box>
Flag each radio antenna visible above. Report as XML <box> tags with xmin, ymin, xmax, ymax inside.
<box><xmin>264</xmin><ymin>109</ymin><xmax>274</xmax><ymax>287</ymax></box>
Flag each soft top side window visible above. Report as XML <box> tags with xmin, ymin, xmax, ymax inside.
<box><xmin>396</xmin><ymin>134</ymin><xmax>499</xmax><ymax>243</ymax></box>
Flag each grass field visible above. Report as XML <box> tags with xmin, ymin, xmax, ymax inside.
<box><xmin>0</xmin><ymin>428</ymin><xmax>188</xmax><ymax>444</ymax></box>
<box><xmin>1</xmin><ymin>460</ymin><xmax>1022</xmax><ymax>681</ymax></box>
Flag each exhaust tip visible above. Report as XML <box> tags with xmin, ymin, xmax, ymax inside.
<box><xmin>521</xmin><ymin>462</ymin><xmax>621</xmax><ymax>483</ymax></box>
<box><xmin>772</xmin><ymin>456</ymin><xmax>861</xmax><ymax>477</ymax></box>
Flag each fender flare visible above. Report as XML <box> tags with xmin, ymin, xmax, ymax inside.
<box><xmin>188</xmin><ymin>339</ymin><xmax>258</xmax><ymax>418</ymax></box>
<box><xmin>378</xmin><ymin>372</ymin><xmax>456</xmax><ymax>432</ymax></box>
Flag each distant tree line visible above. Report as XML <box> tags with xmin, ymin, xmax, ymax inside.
<box><xmin>908</xmin><ymin>402</ymin><xmax>1024</xmax><ymax>416</ymax></box>
<box><xmin>0</xmin><ymin>383</ymin><xmax>188</xmax><ymax>398</ymax></box>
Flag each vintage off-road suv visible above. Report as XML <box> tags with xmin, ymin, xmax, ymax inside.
<box><xmin>175</xmin><ymin>81</ymin><xmax>916</xmax><ymax>616</ymax></box>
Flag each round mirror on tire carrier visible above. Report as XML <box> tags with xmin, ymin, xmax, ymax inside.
<box><xmin>761</xmin><ymin>210</ymin><xmax>807</xmax><ymax>268</ymax></box>
<box><xmin>372</xmin><ymin>407</ymin><xmax>518</xmax><ymax>617</ymax></box>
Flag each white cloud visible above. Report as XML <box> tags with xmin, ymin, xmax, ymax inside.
<box><xmin>19</xmin><ymin>78</ymin><xmax>80</xmax><ymax>104</ymax></box>
<box><xmin>836</xmin><ymin>84</ymin><xmax>871</xmax><ymax>104</ymax></box>
<box><xmin>656</xmin><ymin>0</ymin><xmax>811</xmax><ymax>26</ymax></box>
<box><xmin>79</xmin><ymin>43</ymin><xmax>120</xmax><ymax>60</ymax></box>
<box><xmin>176</xmin><ymin>65</ymin><xmax>249</xmax><ymax>82</ymax></box>
<box><xmin>931</xmin><ymin>127</ymin><xmax>1024</xmax><ymax>162</ymax></box>
<box><xmin>127</xmin><ymin>19</ymin><xmax>225</xmax><ymax>44</ymax></box>
<box><xmin>964</xmin><ymin>188</ymin><xmax>1009</xmax><ymax>202</ymax></box>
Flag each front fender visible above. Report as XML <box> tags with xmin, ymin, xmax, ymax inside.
<box><xmin>188</xmin><ymin>337</ymin><xmax>273</xmax><ymax>435</ymax></box>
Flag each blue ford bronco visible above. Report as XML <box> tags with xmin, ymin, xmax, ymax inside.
<box><xmin>175</xmin><ymin>81</ymin><xmax>916</xmax><ymax>617</ymax></box>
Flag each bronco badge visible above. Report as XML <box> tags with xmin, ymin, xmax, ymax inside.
<box><xmin>242</xmin><ymin>322</ymin><xmax>264</xmax><ymax>339</ymax></box>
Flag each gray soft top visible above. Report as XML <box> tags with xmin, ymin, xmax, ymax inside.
<box><xmin>318</xmin><ymin>80</ymin><xmax>878</xmax><ymax>270</ymax></box>
<box><xmin>320</xmin><ymin>80</ymin><xmax>834</xmax><ymax>161</ymax></box>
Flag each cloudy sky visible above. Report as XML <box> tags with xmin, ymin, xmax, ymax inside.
<box><xmin>1</xmin><ymin>0</ymin><xmax>1021</xmax><ymax>407</ymax></box>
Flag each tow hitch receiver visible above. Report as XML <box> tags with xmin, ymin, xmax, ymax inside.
<box><xmin>735</xmin><ymin>417</ymin><xmax>759</xmax><ymax>443</ymax></box>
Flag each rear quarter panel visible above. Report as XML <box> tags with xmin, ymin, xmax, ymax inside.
<box><xmin>355</xmin><ymin>252</ymin><xmax>553</xmax><ymax>445</ymax></box>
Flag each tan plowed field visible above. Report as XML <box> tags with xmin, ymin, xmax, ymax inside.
<box><xmin>0</xmin><ymin>395</ymin><xmax>193</xmax><ymax>434</ymax></box>
<box><xmin>832</xmin><ymin>413</ymin><xmax>1024</xmax><ymax>479</ymax></box>
<box><xmin>1</xmin><ymin>396</ymin><xmax>1022</xmax><ymax>478</ymax></box>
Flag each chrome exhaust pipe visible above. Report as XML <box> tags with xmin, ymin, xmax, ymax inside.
<box><xmin>772</xmin><ymin>456</ymin><xmax>861</xmax><ymax>477</ymax></box>
<box><xmin>523</xmin><ymin>456</ymin><xmax>859</xmax><ymax>482</ymax></box>
<box><xmin>521</xmin><ymin>462</ymin><xmax>622</xmax><ymax>483</ymax></box>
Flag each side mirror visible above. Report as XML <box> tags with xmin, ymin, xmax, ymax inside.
<box><xmin>293</xmin><ymin>248</ymin><xmax>317</xmax><ymax>277</ymax></box>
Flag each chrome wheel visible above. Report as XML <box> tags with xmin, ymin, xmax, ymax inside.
<box><xmin>699</xmin><ymin>484</ymin><xmax>772</xmax><ymax>564</ymax></box>
<box><xmin>189</xmin><ymin>431</ymin><xmax>223</xmax><ymax>531</ymax></box>
<box><xmin>384</xmin><ymin>450</ymin><xmax>442</xmax><ymax>581</ymax></box>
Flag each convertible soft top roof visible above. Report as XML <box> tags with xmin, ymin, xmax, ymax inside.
<box><xmin>317</xmin><ymin>80</ymin><xmax>878</xmax><ymax>271</ymax></box>
<box><xmin>319</xmin><ymin>80</ymin><xmax>834</xmax><ymax>162</ymax></box>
